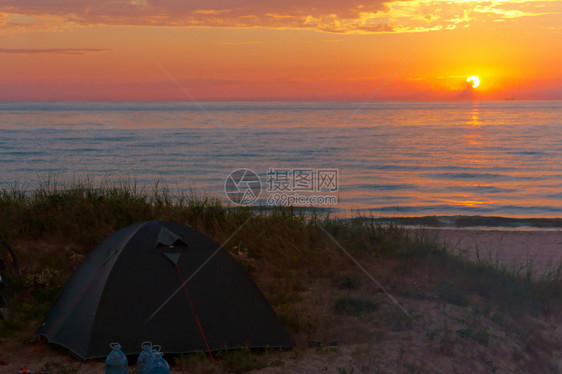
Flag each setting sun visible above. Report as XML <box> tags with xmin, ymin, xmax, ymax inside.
<box><xmin>467</xmin><ymin>76</ymin><xmax>481</xmax><ymax>89</ymax></box>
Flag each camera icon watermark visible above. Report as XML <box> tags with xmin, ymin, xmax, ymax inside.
<box><xmin>224</xmin><ymin>168</ymin><xmax>338</xmax><ymax>206</ymax></box>
<box><xmin>224</xmin><ymin>168</ymin><xmax>262</xmax><ymax>205</ymax></box>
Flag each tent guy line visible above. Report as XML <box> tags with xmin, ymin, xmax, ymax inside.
<box><xmin>175</xmin><ymin>263</ymin><xmax>215</xmax><ymax>361</ymax></box>
<box><xmin>144</xmin><ymin>216</ymin><xmax>254</xmax><ymax>324</ymax></box>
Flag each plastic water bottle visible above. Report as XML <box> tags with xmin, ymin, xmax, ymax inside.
<box><xmin>137</xmin><ymin>341</ymin><xmax>153</xmax><ymax>374</ymax></box>
<box><xmin>144</xmin><ymin>345</ymin><xmax>161</xmax><ymax>373</ymax></box>
<box><xmin>105</xmin><ymin>342</ymin><xmax>128</xmax><ymax>374</ymax></box>
<box><xmin>147</xmin><ymin>352</ymin><xmax>170</xmax><ymax>374</ymax></box>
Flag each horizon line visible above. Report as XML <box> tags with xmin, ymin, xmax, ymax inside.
<box><xmin>1</xmin><ymin>98</ymin><xmax>560</xmax><ymax>103</ymax></box>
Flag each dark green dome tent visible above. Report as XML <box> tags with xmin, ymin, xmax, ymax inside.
<box><xmin>37</xmin><ymin>220</ymin><xmax>294</xmax><ymax>359</ymax></box>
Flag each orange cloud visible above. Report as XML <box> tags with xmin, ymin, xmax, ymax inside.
<box><xmin>0</xmin><ymin>48</ymin><xmax>110</xmax><ymax>55</ymax></box>
<box><xmin>192</xmin><ymin>9</ymin><xmax>232</xmax><ymax>15</ymax></box>
<box><xmin>1</xmin><ymin>0</ymin><xmax>559</xmax><ymax>34</ymax></box>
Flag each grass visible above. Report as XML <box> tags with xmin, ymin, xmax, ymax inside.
<box><xmin>215</xmin><ymin>348</ymin><xmax>269</xmax><ymax>373</ymax></box>
<box><xmin>174</xmin><ymin>348</ymin><xmax>283</xmax><ymax>373</ymax></box>
<box><xmin>336</xmin><ymin>367</ymin><xmax>355</xmax><ymax>374</ymax></box>
<box><xmin>0</xmin><ymin>180</ymin><xmax>561</xmax><ymax>372</ymax></box>
<box><xmin>333</xmin><ymin>296</ymin><xmax>378</xmax><ymax>316</ymax></box>
<box><xmin>40</xmin><ymin>361</ymin><xmax>79</xmax><ymax>374</ymax></box>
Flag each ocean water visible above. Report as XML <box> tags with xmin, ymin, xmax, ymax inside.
<box><xmin>1</xmin><ymin>100</ymin><xmax>561</xmax><ymax>218</ymax></box>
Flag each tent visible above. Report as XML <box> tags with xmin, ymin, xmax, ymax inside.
<box><xmin>37</xmin><ymin>220</ymin><xmax>294</xmax><ymax>359</ymax></box>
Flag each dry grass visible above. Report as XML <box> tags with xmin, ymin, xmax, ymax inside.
<box><xmin>0</xmin><ymin>180</ymin><xmax>561</xmax><ymax>373</ymax></box>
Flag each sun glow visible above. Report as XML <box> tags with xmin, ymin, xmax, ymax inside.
<box><xmin>467</xmin><ymin>76</ymin><xmax>480</xmax><ymax>88</ymax></box>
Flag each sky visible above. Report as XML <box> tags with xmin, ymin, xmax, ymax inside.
<box><xmin>1</xmin><ymin>0</ymin><xmax>561</xmax><ymax>100</ymax></box>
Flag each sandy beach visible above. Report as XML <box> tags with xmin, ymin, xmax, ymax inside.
<box><xmin>428</xmin><ymin>229</ymin><xmax>562</xmax><ymax>276</ymax></box>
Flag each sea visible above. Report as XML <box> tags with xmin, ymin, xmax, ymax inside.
<box><xmin>1</xmin><ymin>100</ymin><xmax>562</xmax><ymax>223</ymax></box>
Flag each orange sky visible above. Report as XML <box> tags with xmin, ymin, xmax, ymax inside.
<box><xmin>1</xmin><ymin>0</ymin><xmax>561</xmax><ymax>100</ymax></box>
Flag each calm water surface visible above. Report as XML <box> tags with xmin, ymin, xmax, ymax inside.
<box><xmin>1</xmin><ymin>101</ymin><xmax>561</xmax><ymax>218</ymax></box>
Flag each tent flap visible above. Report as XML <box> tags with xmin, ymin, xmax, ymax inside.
<box><xmin>155</xmin><ymin>226</ymin><xmax>189</xmax><ymax>248</ymax></box>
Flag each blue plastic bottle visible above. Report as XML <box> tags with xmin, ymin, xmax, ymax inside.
<box><xmin>147</xmin><ymin>352</ymin><xmax>170</xmax><ymax>374</ymax></box>
<box><xmin>144</xmin><ymin>345</ymin><xmax>161</xmax><ymax>373</ymax></box>
<box><xmin>105</xmin><ymin>342</ymin><xmax>128</xmax><ymax>374</ymax></box>
<box><xmin>137</xmin><ymin>341</ymin><xmax>153</xmax><ymax>374</ymax></box>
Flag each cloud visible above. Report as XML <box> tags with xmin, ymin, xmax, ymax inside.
<box><xmin>220</xmin><ymin>41</ymin><xmax>262</xmax><ymax>46</ymax></box>
<box><xmin>0</xmin><ymin>0</ymin><xmax>560</xmax><ymax>34</ymax></box>
<box><xmin>0</xmin><ymin>48</ymin><xmax>110</xmax><ymax>54</ymax></box>
<box><xmin>192</xmin><ymin>9</ymin><xmax>232</xmax><ymax>15</ymax></box>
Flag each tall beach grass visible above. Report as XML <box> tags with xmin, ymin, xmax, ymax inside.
<box><xmin>0</xmin><ymin>179</ymin><xmax>560</xmax><ymax>371</ymax></box>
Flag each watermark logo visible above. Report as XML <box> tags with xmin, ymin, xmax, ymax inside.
<box><xmin>225</xmin><ymin>168</ymin><xmax>338</xmax><ymax>206</ymax></box>
<box><xmin>224</xmin><ymin>168</ymin><xmax>262</xmax><ymax>205</ymax></box>
<box><xmin>266</xmin><ymin>168</ymin><xmax>338</xmax><ymax>192</ymax></box>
